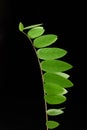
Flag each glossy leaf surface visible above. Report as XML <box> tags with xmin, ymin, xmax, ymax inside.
<box><xmin>23</xmin><ymin>23</ymin><xmax>42</xmax><ymax>30</ymax></box>
<box><xmin>19</xmin><ymin>22</ymin><xmax>24</xmax><ymax>32</ymax></box>
<box><xmin>44</xmin><ymin>73</ymin><xmax>73</xmax><ymax>88</ymax></box>
<box><xmin>41</xmin><ymin>60</ymin><xmax>73</xmax><ymax>73</ymax></box>
<box><xmin>47</xmin><ymin>109</ymin><xmax>64</xmax><ymax>116</ymax></box>
<box><xmin>37</xmin><ymin>47</ymin><xmax>67</xmax><ymax>60</ymax></box>
<box><xmin>46</xmin><ymin>120</ymin><xmax>60</xmax><ymax>129</ymax></box>
<box><xmin>33</xmin><ymin>34</ymin><xmax>57</xmax><ymax>48</ymax></box>
<box><xmin>55</xmin><ymin>72</ymin><xmax>70</xmax><ymax>79</ymax></box>
<box><xmin>27</xmin><ymin>27</ymin><xmax>45</xmax><ymax>39</ymax></box>
<box><xmin>44</xmin><ymin>94</ymin><xmax>66</xmax><ymax>105</ymax></box>
<box><xmin>44</xmin><ymin>83</ymin><xmax>67</xmax><ymax>95</ymax></box>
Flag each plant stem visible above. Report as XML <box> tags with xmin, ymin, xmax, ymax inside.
<box><xmin>45</xmin><ymin>100</ymin><xmax>48</xmax><ymax>130</ymax></box>
<box><xmin>25</xmin><ymin>33</ymin><xmax>48</xmax><ymax>130</ymax></box>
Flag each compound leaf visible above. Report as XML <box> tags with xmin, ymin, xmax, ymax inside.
<box><xmin>18</xmin><ymin>22</ymin><xmax>74</xmax><ymax>130</ymax></box>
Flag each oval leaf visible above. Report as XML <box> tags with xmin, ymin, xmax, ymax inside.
<box><xmin>55</xmin><ymin>72</ymin><xmax>70</xmax><ymax>79</ymax></box>
<box><xmin>46</xmin><ymin>120</ymin><xmax>60</xmax><ymax>129</ymax></box>
<box><xmin>27</xmin><ymin>27</ymin><xmax>45</xmax><ymax>39</ymax></box>
<box><xmin>47</xmin><ymin>109</ymin><xmax>64</xmax><ymax>116</ymax></box>
<box><xmin>44</xmin><ymin>83</ymin><xmax>67</xmax><ymax>95</ymax></box>
<box><xmin>37</xmin><ymin>47</ymin><xmax>67</xmax><ymax>60</ymax></box>
<box><xmin>44</xmin><ymin>94</ymin><xmax>66</xmax><ymax>105</ymax></box>
<box><xmin>33</xmin><ymin>34</ymin><xmax>58</xmax><ymax>48</ymax></box>
<box><xmin>23</xmin><ymin>23</ymin><xmax>42</xmax><ymax>30</ymax></box>
<box><xmin>41</xmin><ymin>60</ymin><xmax>73</xmax><ymax>73</ymax></box>
<box><xmin>19</xmin><ymin>22</ymin><xmax>24</xmax><ymax>32</ymax></box>
<box><xmin>44</xmin><ymin>73</ymin><xmax>73</xmax><ymax>88</ymax></box>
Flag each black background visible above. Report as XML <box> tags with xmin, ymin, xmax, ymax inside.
<box><xmin>0</xmin><ymin>0</ymin><xmax>86</xmax><ymax>130</ymax></box>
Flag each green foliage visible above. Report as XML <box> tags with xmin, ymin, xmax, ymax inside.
<box><xmin>27</xmin><ymin>26</ymin><xmax>45</xmax><ymax>39</ymax></box>
<box><xmin>41</xmin><ymin>60</ymin><xmax>73</xmax><ymax>72</ymax></box>
<box><xmin>44</xmin><ymin>94</ymin><xmax>66</xmax><ymax>105</ymax></box>
<box><xmin>56</xmin><ymin>72</ymin><xmax>70</xmax><ymax>79</ymax></box>
<box><xmin>37</xmin><ymin>47</ymin><xmax>67</xmax><ymax>60</ymax></box>
<box><xmin>33</xmin><ymin>34</ymin><xmax>57</xmax><ymax>48</ymax></box>
<box><xmin>46</xmin><ymin>120</ymin><xmax>60</xmax><ymax>129</ymax></box>
<box><xmin>23</xmin><ymin>23</ymin><xmax>42</xmax><ymax>30</ymax></box>
<box><xmin>19</xmin><ymin>22</ymin><xmax>74</xmax><ymax>129</ymax></box>
<box><xmin>44</xmin><ymin>73</ymin><xmax>73</xmax><ymax>88</ymax></box>
<box><xmin>19</xmin><ymin>22</ymin><xmax>24</xmax><ymax>32</ymax></box>
<box><xmin>47</xmin><ymin>109</ymin><xmax>64</xmax><ymax>116</ymax></box>
<box><xmin>44</xmin><ymin>83</ymin><xmax>67</xmax><ymax>95</ymax></box>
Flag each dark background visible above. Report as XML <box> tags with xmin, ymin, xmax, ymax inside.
<box><xmin>0</xmin><ymin>0</ymin><xmax>86</xmax><ymax>130</ymax></box>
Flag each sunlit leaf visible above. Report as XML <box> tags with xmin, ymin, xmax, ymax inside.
<box><xmin>44</xmin><ymin>94</ymin><xmax>66</xmax><ymax>105</ymax></box>
<box><xmin>37</xmin><ymin>47</ymin><xmax>67</xmax><ymax>60</ymax></box>
<box><xmin>27</xmin><ymin>27</ymin><xmax>45</xmax><ymax>39</ymax></box>
<box><xmin>47</xmin><ymin>109</ymin><xmax>64</xmax><ymax>116</ymax></box>
<box><xmin>46</xmin><ymin>120</ymin><xmax>60</xmax><ymax>129</ymax></box>
<box><xmin>33</xmin><ymin>34</ymin><xmax>58</xmax><ymax>48</ymax></box>
<box><xmin>44</xmin><ymin>73</ymin><xmax>73</xmax><ymax>88</ymax></box>
<box><xmin>55</xmin><ymin>72</ymin><xmax>70</xmax><ymax>79</ymax></box>
<box><xmin>23</xmin><ymin>23</ymin><xmax>42</xmax><ymax>30</ymax></box>
<box><xmin>44</xmin><ymin>83</ymin><xmax>67</xmax><ymax>95</ymax></box>
<box><xmin>41</xmin><ymin>60</ymin><xmax>73</xmax><ymax>73</ymax></box>
<box><xmin>19</xmin><ymin>22</ymin><xmax>24</xmax><ymax>32</ymax></box>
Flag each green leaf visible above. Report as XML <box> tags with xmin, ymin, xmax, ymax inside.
<box><xmin>55</xmin><ymin>72</ymin><xmax>70</xmax><ymax>79</ymax></box>
<box><xmin>27</xmin><ymin>27</ymin><xmax>45</xmax><ymax>39</ymax></box>
<box><xmin>46</xmin><ymin>120</ymin><xmax>60</xmax><ymax>129</ymax></box>
<box><xmin>19</xmin><ymin>22</ymin><xmax>24</xmax><ymax>32</ymax></box>
<box><xmin>41</xmin><ymin>60</ymin><xmax>73</xmax><ymax>73</ymax></box>
<box><xmin>44</xmin><ymin>73</ymin><xmax>73</xmax><ymax>88</ymax></box>
<box><xmin>44</xmin><ymin>94</ymin><xmax>66</xmax><ymax>105</ymax></box>
<box><xmin>44</xmin><ymin>83</ymin><xmax>67</xmax><ymax>95</ymax></box>
<box><xmin>33</xmin><ymin>34</ymin><xmax>58</xmax><ymax>48</ymax></box>
<box><xmin>47</xmin><ymin>109</ymin><xmax>64</xmax><ymax>116</ymax></box>
<box><xmin>23</xmin><ymin>23</ymin><xmax>43</xmax><ymax>30</ymax></box>
<box><xmin>37</xmin><ymin>47</ymin><xmax>67</xmax><ymax>60</ymax></box>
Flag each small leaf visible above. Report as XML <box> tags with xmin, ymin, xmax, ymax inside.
<box><xmin>55</xmin><ymin>72</ymin><xmax>70</xmax><ymax>79</ymax></box>
<box><xmin>46</xmin><ymin>120</ymin><xmax>60</xmax><ymax>129</ymax></box>
<box><xmin>37</xmin><ymin>47</ymin><xmax>67</xmax><ymax>60</ymax></box>
<box><xmin>44</xmin><ymin>94</ymin><xmax>66</xmax><ymax>105</ymax></box>
<box><xmin>33</xmin><ymin>34</ymin><xmax>58</xmax><ymax>48</ymax></box>
<box><xmin>44</xmin><ymin>83</ymin><xmax>67</xmax><ymax>95</ymax></box>
<box><xmin>41</xmin><ymin>60</ymin><xmax>73</xmax><ymax>73</ymax></box>
<box><xmin>19</xmin><ymin>22</ymin><xmax>24</xmax><ymax>32</ymax></box>
<box><xmin>27</xmin><ymin>27</ymin><xmax>45</xmax><ymax>39</ymax></box>
<box><xmin>23</xmin><ymin>23</ymin><xmax>42</xmax><ymax>30</ymax></box>
<box><xmin>44</xmin><ymin>73</ymin><xmax>73</xmax><ymax>88</ymax></box>
<box><xmin>47</xmin><ymin>109</ymin><xmax>64</xmax><ymax>116</ymax></box>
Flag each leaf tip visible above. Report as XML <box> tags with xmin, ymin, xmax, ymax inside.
<box><xmin>19</xmin><ymin>22</ymin><xmax>24</xmax><ymax>32</ymax></box>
